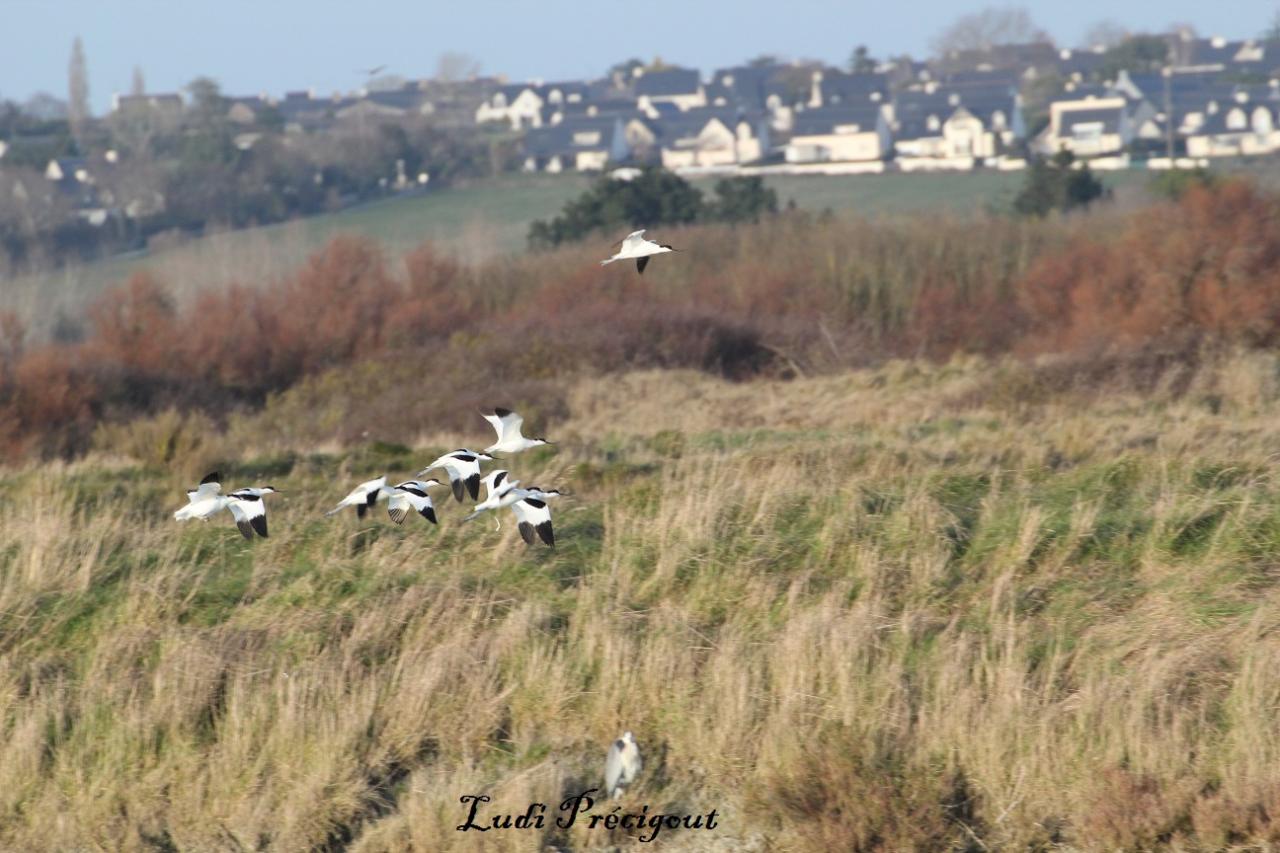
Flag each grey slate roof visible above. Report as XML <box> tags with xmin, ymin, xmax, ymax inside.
<box><xmin>792</xmin><ymin>105</ymin><xmax>883</xmax><ymax>135</ymax></box>
<box><xmin>818</xmin><ymin>71</ymin><xmax>889</xmax><ymax>105</ymax></box>
<box><xmin>522</xmin><ymin>117</ymin><xmax>622</xmax><ymax>157</ymax></box>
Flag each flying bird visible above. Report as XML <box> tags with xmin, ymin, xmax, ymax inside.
<box><xmin>360</xmin><ymin>65</ymin><xmax>387</xmax><ymax>77</ymax></box>
<box><xmin>326</xmin><ymin>475</ymin><xmax>392</xmax><ymax>519</ymax></box>
<box><xmin>604</xmin><ymin>731</ymin><xmax>643</xmax><ymax>799</ymax></box>
<box><xmin>482</xmin><ymin>408</ymin><xmax>553</xmax><ymax>456</ymax></box>
<box><xmin>226</xmin><ymin>486</ymin><xmax>279</xmax><ymax>539</ymax></box>
<box><xmin>599</xmin><ymin>229</ymin><xmax>679</xmax><ymax>275</ymax></box>
<box><xmin>418</xmin><ymin>449</ymin><xmax>493</xmax><ymax>503</ymax></box>
<box><xmin>462</xmin><ymin>470</ymin><xmax>522</xmax><ymax>528</ymax></box>
<box><xmin>511</xmin><ymin>487</ymin><xmax>562</xmax><ymax>546</ymax></box>
<box><xmin>386</xmin><ymin>479</ymin><xmax>444</xmax><ymax>525</ymax></box>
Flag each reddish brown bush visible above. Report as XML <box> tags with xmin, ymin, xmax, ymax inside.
<box><xmin>2</xmin><ymin>182</ymin><xmax>1279</xmax><ymax>460</ymax></box>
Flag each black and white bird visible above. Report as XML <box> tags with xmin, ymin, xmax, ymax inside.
<box><xmin>325</xmin><ymin>475</ymin><xmax>392</xmax><ymax>519</ymax></box>
<box><xmin>463</xmin><ymin>470</ymin><xmax>522</xmax><ymax>528</ymax></box>
<box><xmin>482</xmin><ymin>408</ymin><xmax>553</xmax><ymax>456</ymax></box>
<box><xmin>511</xmin><ymin>487</ymin><xmax>562</xmax><ymax>546</ymax></box>
<box><xmin>225</xmin><ymin>487</ymin><xmax>279</xmax><ymax>539</ymax></box>
<box><xmin>417</xmin><ymin>449</ymin><xmax>494</xmax><ymax>503</ymax></box>
<box><xmin>386</xmin><ymin>479</ymin><xmax>444</xmax><ymax>525</ymax></box>
<box><xmin>173</xmin><ymin>472</ymin><xmax>278</xmax><ymax>539</ymax></box>
<box><xmin>604</xmin><ymin>731</ymin><xmax>643</xmax><ymax>799</ymax></box>
<box><xmin>599</xmin><ymin>229</ymin><xmax>679</xmax><ymax>275</ymax></box>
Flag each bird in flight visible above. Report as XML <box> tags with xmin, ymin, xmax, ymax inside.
<box><xmin>418</xmin><ymin>449</ymin><xmax>494</xmax><ymax>503</ymax></box>
<box><xmin>360</xmin><ymin>65</ymin><xmax>387</xmax><ymax>77</ymax></box>
<box><xmin>482</xmin><ymin>408</ymin><xmax>553</xmax><ymax>456</ymax></box>
<box><xmin>386</xmin><ymin>479</ymin><xmax>444</xmax><ymax>525</ymax></box>
<box><xmin>599</xmin><ymin>229</ymin><xmax>679</xmax><ymax>275</ymax></box>
<box><xmin>511</xmin><ymin>487</ymin><xmax>562</xmax><ymax>546</ymax></box>
<box><xmin>325</xmin><ymin>475</ymin><xmax>392</xmax><ymax>519</ymax></box>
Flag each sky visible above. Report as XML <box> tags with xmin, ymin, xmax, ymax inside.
<box><xmin>2</xmin><ymin>1</ymin><xmax>1277</xmax><ymax>113</ymax></box>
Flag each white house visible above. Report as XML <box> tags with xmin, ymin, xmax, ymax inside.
<box><xmin>1186</xmin><ymin>103</ymin><xmax>1280</xmax><ymax>157</ymax></box>
<box><xmin>1034</xmin><ymin>97</ymin><xmax>1133</xmax><ymax>158</ymax></box>
<box><xmin>785</xmin><ymin>105</ymin><xmax>891</xmax><ymax>163</ymax></box>
<box><xmin>655</xmin><ymin>110</ymin><xmax>770</xmax><ymax>169</ymax></box>
<box><xmin>476</xmin><ymin>82</ymin><xmax>587</xmax><ymax>129</ymax></box>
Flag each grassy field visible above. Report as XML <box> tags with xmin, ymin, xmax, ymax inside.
<box><xmin>0</xmin><ymin>167</ymin><xmax>1145</xmax><ymax>341</ymax></box>
<box><xmin>5</xmin><ymin>352</ymin><xmax>1280</xmax><ymax>849</ymax></box>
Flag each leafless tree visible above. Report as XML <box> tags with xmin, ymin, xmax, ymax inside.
<box><xmin>930</xmin><ymin>6</ymin><xmax>1051</xmax><ymax>56</ymax></box>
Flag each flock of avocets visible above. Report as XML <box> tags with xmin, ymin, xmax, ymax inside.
<box><xmin>172</xmin><ymin>232</ymin><xmax>677</xmax><ymax>796</ymax></box>
<box><xmin>174</xmin><ymin>407</ymin><xmax>562</xmax><ymax>544</ymax></box>
<box><xmin>173</xmin><ymin>231</ymin><xmax>681</xmax><ymax>547</ymax></box>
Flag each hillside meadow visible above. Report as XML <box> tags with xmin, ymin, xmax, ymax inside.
<box><xmin>7</xmin><ymin>353</ymin><xmax>1280</xmax><ymax>850</ymax></box>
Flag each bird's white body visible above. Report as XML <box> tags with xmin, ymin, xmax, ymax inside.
<box><xmin>604</xmin><ymin>731</ymin><xmax>643</xmax><ymax>799</ymax></box>
<box><xmin>174</xmin><ymin>495</ymin><xmax>230</xmax><ymax>521</ymax></box>
<box><xmin>465</xmin><ymin>470</ymin><xmax>521</xmax><ymax>520</ymax></box>
<box><xmin>326</xmin><ymin>475</ymin><xmax>392</xmax><ymax>519</ymax></box>
<box><xmin>418</xmin><ymin>449</ymin><xmax>493</xmax><ymax>503</ymax></box>
<box><xmin>482</xmin><ymin>409</ymin><xmax>551</xmax><ymax>456</ymax></box>
<box><xmin>599</xmin><ymin>230</ymin><xmax>677</xmax><ymax>274</ymax></box>
<box><xmin>386</xmin><ymin>479</ymin><xmax>443</xmax><ymax>525</ymax></box>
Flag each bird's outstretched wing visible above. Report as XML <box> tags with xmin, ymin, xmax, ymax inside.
<box><xmin>636</xmin><ymin>256</ymin><xmax>649</xmax><ymax>275</ymax></box>
<box><xmin>482</xmin><ymin>408</ymin><xmax>524</xmax><ymax>443</ymax></box>
<box><xmin>611</xmin><ymin>229</ymin><xmax>646</xmax><ymax>249</ymax></box>
<box><xmin>388</xmin><ymin>483</ymin><xmax>437</xmax><ymax>525</ymax></box>
<box><xmin>188</xmin><ymin>471</ymin><xmax>222</xmax><ymax>501</ymax></box>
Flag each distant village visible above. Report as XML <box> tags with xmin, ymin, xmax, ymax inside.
<box><xmin>1</xmin><ymin>26</ymin><xmax>1278</xmax><ymax>266</ymax></box>
<box><xmin>493</xmin><ymin>32</ymin><xmax>1280</xmax><ymax>175</ymax></box>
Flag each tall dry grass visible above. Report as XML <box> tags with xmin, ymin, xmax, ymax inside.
<box><xmin>5</xmin><ymin>352</ymin><xmax>1280</xmax><ymax>849</ymax></box>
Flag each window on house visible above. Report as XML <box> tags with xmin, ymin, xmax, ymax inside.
<box><xmin>1071</xmin><ymin>122</ymin><xmax>1104</xmax><ymax>141</ymax></box>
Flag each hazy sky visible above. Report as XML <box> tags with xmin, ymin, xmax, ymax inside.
<box><xmin>3</xmin><ymin>1</ymin><xmax>1277</xmax><ymax>112</ymax></box>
